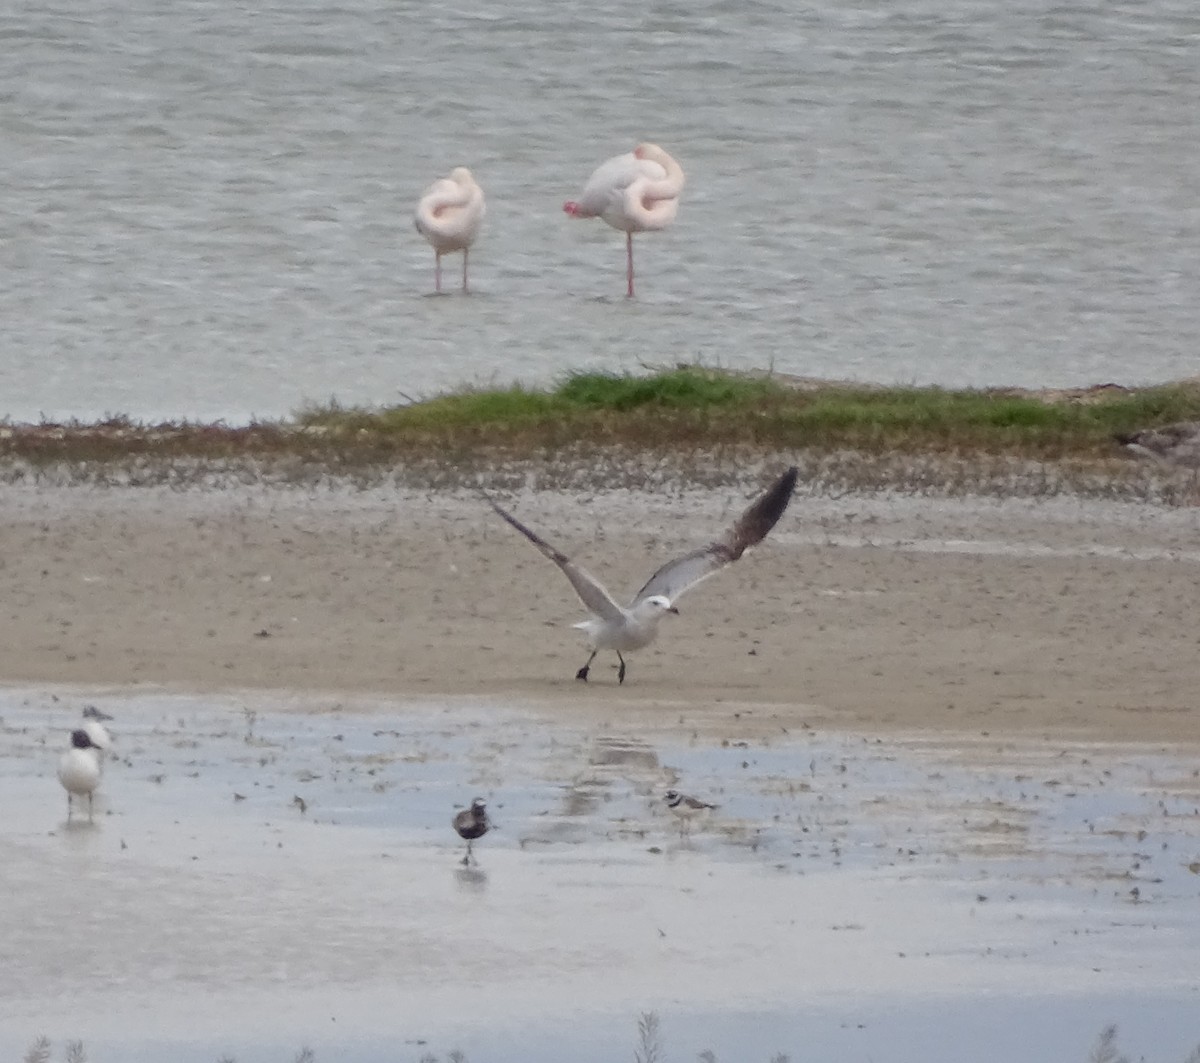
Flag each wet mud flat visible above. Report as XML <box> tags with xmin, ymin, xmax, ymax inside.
<box><xmin>1</xmin><ymin>482</ymin><xmax>1198</xmax><ymax>749</ymax></box>
<box><xmin>2</xmin><ymin>687</ymin><xmax>1198</xmax><ymax>1063</ymax></box>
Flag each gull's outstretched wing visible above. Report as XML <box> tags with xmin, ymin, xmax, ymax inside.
<box><xmin>633</xmin><ymin>467</ymin><xmax>798</xmax><ymax>605</ymax></box>
<box><xmin>486</xmin><ymin>497</ymin><xmax>626</xmax><ymax>623</ymax></box>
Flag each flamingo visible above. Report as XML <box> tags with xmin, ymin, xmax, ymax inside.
<box><xmin>414</xmin><ymin>167</ymin><xmax>485</xmax><ymax>294</ymax></box>
<box><xmin>563</xmin><ymin>142</ymin><xmax>685</xmax><ymax>297</ymax></box>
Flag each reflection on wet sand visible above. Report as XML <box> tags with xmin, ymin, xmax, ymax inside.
<box><xmin>1</xmin><ymin>688</ymin><xmax>1198</xmax><ymax>1063</ymax></box>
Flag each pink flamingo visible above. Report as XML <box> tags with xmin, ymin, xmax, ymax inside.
<box><xmin>563</xmin><ymin>143</ymin><xmax>685</xmax><ymax>297</ymax></box>
<box><xmin>414</xmin><ymin>167</ymin><xmax>486</xmax><ymax>294</ymax></box>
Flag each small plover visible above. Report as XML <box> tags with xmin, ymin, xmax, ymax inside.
<box><xmin>452</xmin><ymin>798</ymin><xmax>491</xmax><ymax>865</ymax></box>
<box><xmin>485</xmin><ymin>466</ymin><xmax>798</xmax><ymax>684</ymax></box>
<box><xmin>58</xmin><ymin>729</ymin><xmax>103</xmax><ymax>822</ymax></box>
<box><xmin>664</xmin><ymin>789</ymin><xmax>717</xmax><ymax>835</ymax></box>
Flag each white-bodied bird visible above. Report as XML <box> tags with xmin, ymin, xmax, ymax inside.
<box><xmin>563</xmin><ymin>142</ymin><xmax>685</xmax><ymax>297</ymax></box>
<box><xmin>486</xmin><ymin>467</ymin><xmax>798</xmax><ymax>684</ymax></box>
<box><xmin>664</xmin><ymin>789</ymin><xmax>718</xmax><ymax>835</ymax></box>
<box><xmin>414</xmin><ymin>167</ymin><xmax>485</xmax><ymax>294</ymax></box>
<box><xmin>58</xmin><ymin>729</ymin><xmax>103</xmax><ymax>822</ymax></box>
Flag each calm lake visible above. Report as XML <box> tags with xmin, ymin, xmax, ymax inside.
<box><xmin>1</xmin><ymin>0</ymin><xmax>1197</xmax><ymax>422</ymax></box>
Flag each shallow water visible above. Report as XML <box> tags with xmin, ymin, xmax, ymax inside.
<box><xmin>2</xmin><ymin>687</ymin><xmax>1198</xmax><ymax>1062</ymax></box>
<box><xmin>2</xmin><ymin>0</ymin><xmax>1199</xmax><ymax>423</ymax></box>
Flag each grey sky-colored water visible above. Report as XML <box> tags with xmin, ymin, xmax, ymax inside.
<box><xmin>1</xmin><ymin>0</ymin><xmax>1198</xmax><ymax>422</ymax></box>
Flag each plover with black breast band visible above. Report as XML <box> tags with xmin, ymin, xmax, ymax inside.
<box><xmin>664</xmin><ymin>789</ymin><xmax>718</xmax><ymax>835</ymax></box>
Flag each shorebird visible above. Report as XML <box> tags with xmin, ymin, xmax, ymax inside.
<box><xmin>58</xmin><ymin>729</ymin><xmax>103</xmax><ymax>822</ymax></box>
<box><xmin>563</xmin><ymin>142</ymin><xmax>685</xmax><ymax>297</ymax></box>
<box><xmin>664</xmin><ymin>789</ymin><xmax>717</xmax><ymax>835</ymax></box>
<box><xmin>452</xmin><ymin>798</ymin><xmax>491</xmax><ymax>865</ymax></box>
<box><xmin>485</xmin><ymin>467</ymin><xmax>798</xmax><ymax>684</ymax></box>
<box><xmin>414</xmin><ymin>167</ymin><xmax>486</xmax><ymax>294</ymax></box>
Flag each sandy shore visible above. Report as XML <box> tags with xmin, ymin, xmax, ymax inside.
<box><xmin>0</xmin><ymin>478</ymin><xmax>1197</xmax><ymax>745</ymax></box>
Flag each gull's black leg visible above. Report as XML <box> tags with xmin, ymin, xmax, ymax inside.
<box><xmin>576</xmin><ymin>650</ymin><xmax>597</xmax><ymax>682</ymax></box>
<box><xmin>617</xmin><ymin>652</ymin><xmax>627</xmax><ymax>685</ymax></box>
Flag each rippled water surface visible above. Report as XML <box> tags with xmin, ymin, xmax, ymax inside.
<box><xmin>1</xmin><ymin>0</ymin><xmax>1198</xmax><ymax>422</ymax></box>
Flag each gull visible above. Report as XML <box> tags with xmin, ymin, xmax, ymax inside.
<box><xmin>664</xmin><ymin>789</ymin><xmax>718</xmax><ymax>835</ymax></box>
<box><xmin>58</xmin><ymin>729</ymin><xmax>103</xmax><ymax>822</ymax></box>
<box><xmin>452</xmin><ymin>798</ymin><xmax>491</xmax><ymax>865</ymax></box>
<box><xmin>486</xmin><ymin>467</ymin><xmax>798</xmax><ymax>684</ymax></box>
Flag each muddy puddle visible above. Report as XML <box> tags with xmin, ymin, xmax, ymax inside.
<box><xmin>1</xmin><ymin>687</ymin><xmax>1198</xmax><ymax>1063</ymax></box>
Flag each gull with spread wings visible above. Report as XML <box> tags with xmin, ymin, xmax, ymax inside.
<box><xmin>485</xmin><ymin>467</ymin><xmax>798</xmax><ymax>684</ymax></box>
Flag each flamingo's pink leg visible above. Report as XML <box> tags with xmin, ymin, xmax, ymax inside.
<box><xmin>626</xmin><ymin>232</ymin><xmax>635</xmax><ymax>298</ymax></box>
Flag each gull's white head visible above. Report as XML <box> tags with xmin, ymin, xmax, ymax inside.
<box><xmin>634</xmin><ymin>594</ymin><xmax>680</xmax><ymax>622</ymax></box>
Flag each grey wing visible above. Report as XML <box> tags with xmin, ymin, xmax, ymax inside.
<box><xmin>485</xmin><ymin>497</ymin><xmax>626</xmax><ymax>623</ymax></box>
<box><xmin>634</xmin><ymin>467</ymin><xmax>798</xmax><ymax>604</ymax></box>
<box><xmin>634</xmin><ymin>546</ymin><xmax>729</xmax><ymax>605</ymax></box>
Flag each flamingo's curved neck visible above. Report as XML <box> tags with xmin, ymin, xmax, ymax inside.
<box><xmin>635</xmin><ymin>145</ymin><xmax>685</xmax><ymax>203</ymax></box>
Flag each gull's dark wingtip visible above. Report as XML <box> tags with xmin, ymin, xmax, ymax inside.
<box><xmin>755</xmin><ymin>466</ymin><xmax>799</xmax><ymax>525</ymax></box>
<box><xmin>484</xmin><ymin>493</ymin><xmax>536</xmax><ymax>539</ymax></box>
<box><xmin>483</xmin><ymin>491</ymin><xmax>574</xmax><ymax>567</ymax></box>
<box><xmin>778</xmin><ymin>466</ymin><xmax>800</xmax><ymax>497</ymax></box>
<box><xmin>729</xmin><ymin>466</ymin><xmax>799</xmax><ymax>558</ymax></box>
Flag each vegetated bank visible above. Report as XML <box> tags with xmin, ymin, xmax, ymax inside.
<box><xmin>0</xmin><ymin>367</ymin><xmax>1197</xmax><ymax>500</ymax></box>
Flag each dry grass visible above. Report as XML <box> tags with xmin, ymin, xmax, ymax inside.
<box><xmin>0</xmin><ymin>368</ymin><xmax>1198</xmax><ymax>501</ymax></box>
